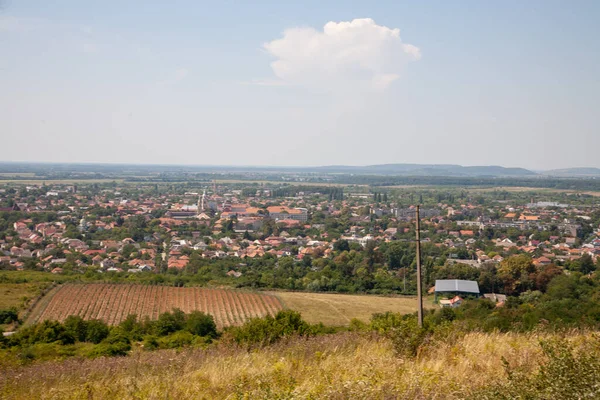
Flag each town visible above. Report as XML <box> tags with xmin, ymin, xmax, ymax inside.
<box><xmin>1</xmin><ymin>178</ymin><xmax>598</xmax><ymax>304</ymax></box>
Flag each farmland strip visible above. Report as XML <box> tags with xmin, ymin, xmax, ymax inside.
<box><xmin>232</xmin><ymin>290</ymin><xmax>248</xmax><ymax>324</ymax></box>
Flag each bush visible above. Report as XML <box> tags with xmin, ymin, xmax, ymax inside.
<box><xmin>11</xmin><ymin>321</ymin><xmax>75</xmax><ymax>346</ymax></box>
<box><xmin>119</xmin><ymin>314</ymin><xmax>146</xmax><ymax>340</ymax></box>
<box><xmin>142</xmin><ymin>335</ymin><xmax>159</xmax><ymax>351</ymax></box>
<box><xmin>0</xmin><ymin>308</ymin><xmax>18</xmax><ymax>324</ymax></box>
<box><xmin>348</xmin><ymin>318</ymin><xmax>368</xmax><ymax>332</ymax></box>
<box><xmin>154</xmin><ymin>309</ymin><xmax>186</xmax><ymax>336</ymax></box>
<box><xmin>63</xmin><ymin>317</ymin><xmax>109</xmax><ymax>344</ymax></box>
<box><xmin>370</xmin><ymin>311</ymin><xmax>408</xmax><ymax>333</ymax></box>
<box><xmin>387</xmin><ymin>316</ymin><xmax>428</xmax><ymax>358</ymax></box>
<box><xmin>103</xmin><ymin>328</ymin><xmax>131</xmax><ymax>346</ymax></box>
<box><xmin>86</xmin><ymin>341</ymin><xmax>130</xmax><ymax>358</ymax></box>
<box><xmin>64</xmin><ymin>316</ymin><xmax>88</xmax><ymax>342</ymax></box>
<box><xmin>474</xmin><ymin>337</ymin><xmax>600</xmax><ymax>399</ymax></box>
<box><xmin>158</xmin><ymin>331</ymin><xmax>195</xmax><ymax>349</ymax></box>
<box><xmin>185</xmin><ymin>311</ymin><xmax>217</xmax><ymax>338</ymax></box>
<box><xmin>85</xmin><ymin>320</ymin><xmax>109</xmax><ymax>344</ymax></box>
<box><xmin>229</xmin><ymin>310</ymin><xmax>311</xmax><ymax>347</ymax></box>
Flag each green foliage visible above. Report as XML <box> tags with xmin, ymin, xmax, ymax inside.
<box><xmin>0</xmin><ymin>307</ymin><xmax>19</xmax><ymax>324</ymax></box>
<box><xmin>158</xmin><ymin>331</ymin><xmax>196</xmax><ymax>349</ymax></box>
<box><xmin>63</xmin><ymin>316</ymin><xmax>109</xmax><ymax>344</ymax></box>
<box><xmin>63</xmin><ymin>316</ymin><xmax>88</xmax><ymax>342</ymax></box>
<box><xmin>370</xmin><ymin>312</ymin><xmax>429</xmax><ymax>357</ymax></box>
<box><xmin>86</xmin><ymin>340</ymin><xmax>131</xmax><ymax>358</ymax></box>
<box><xmin>142</xmin><ymin>335</ymin><xmax>159</xmax><ymax>351</ymax></box>
<box><xmin>228</xmin><ymin>310</ymin><xmax>311</xmax><ymax>347</ymax></box>
<box><xmin>154</xmin><ymin>308</ymin><xmax>187</xmax><ymax>336</ymax></box>
<box><xmin>118</xmin><ymin>314</ymin><xmax>146</xmax><ymax>341</ymax></box>
<box><xmin>11</xmin><ymin>320</ymin><xmax>75</xmax><ymax>346</ymax></box>
<box><xmin>388</xmin><ymin>317</ymin><xmax>428</xmax><ymax>357</ymax></box>
<box><xmin>85</xmin><ymin>320</ymin><xmax>110</xmax><ymax>344</ymax></box>
<box><xmin>185</xmin><ymin>311</ymin><xmax>217</xmax><ymax>338</ymax></box>
<box><xmin>475</xmin><ymin>337</ymin><xmax>600</xmax><ymax>399</ymax></box>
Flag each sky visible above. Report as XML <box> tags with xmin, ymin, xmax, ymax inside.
<box><xmin>1</xmin><ymin>0</ymin><xmax>599</xmax><ymax>170</ymax></box>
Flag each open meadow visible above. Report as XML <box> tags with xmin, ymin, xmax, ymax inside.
<box><xmin>0</xmin><ymin>283</ymin><xmax>42</xmax><ymax>311</ymax></box>
<box><xmin>273</xmin><ymin>291</ymin><xmax>433</xmax><ymax>325</ymax></box>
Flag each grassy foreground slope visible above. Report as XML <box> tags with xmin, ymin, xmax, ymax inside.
<box><xmin>274</xmin><ymin>291</ymin><xmax>434</xmax><ymax>325</ymax></box>
<box><xmin>1</xmin><ymin>330</ymin><xmax>598</xmax><ymax>399</ymax></box>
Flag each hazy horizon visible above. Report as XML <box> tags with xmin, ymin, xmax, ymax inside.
<box><xmin>1</xmin><ymin>1</ymin><xmax>599</xmax><ymax>169</ymax></box>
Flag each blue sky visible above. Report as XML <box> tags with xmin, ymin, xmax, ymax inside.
<box><xmin>1</xmin><ymin>0</ymin><xmax>599</xmax><ymax>169</ymax></box>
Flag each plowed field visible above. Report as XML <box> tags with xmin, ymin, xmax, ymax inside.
<box><xmin>27</xmin><ymin>284</ymin><xmax>283</xmax><ymax>328</ymax></box>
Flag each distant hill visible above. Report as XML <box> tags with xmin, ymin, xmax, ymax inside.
<box><xmin>544</xmin><ymin>168</ymin><xmax>600</xmax><ymax>177</ymax></box>
<box><xmin>314</xmin><ymin>164</ymin><xmax>537</xmax><ymax>177</ymax></box>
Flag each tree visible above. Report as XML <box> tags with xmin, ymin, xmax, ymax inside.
<box><xmin>386</xmin><ymin>242</ymin><xmax>405</xmax><ymax>270</ymax></box>
<box><xmin>365</xmin><ymin>240</ymin><xmax>381</xmax><ymax>273</ymax></box>
<box><xmin>333</xmin><ymin>239</ymin><xmax>350</xmax><ymax>253</ymax></box>
<box><xmin>497</xmin><ymin>255</ymin><xmax>536</xmax><ymax>295</ymax></box>
<box><xmin>578</xmin><ymin>254</ymin><xmax>596</xmax><ymax>275</ymax></box>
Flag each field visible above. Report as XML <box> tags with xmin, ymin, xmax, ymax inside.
<box><xmin>0</xmin><ymin>284</ymin><xmax>41</xmax><ymax>311</ymax></box>
<box><xmin>27</xmin><ymin>284</ymin><xmax>283</xmax><ymax>329</ymax></box>
<box><xmin>1</xmin><ymin>330</ymin><xmax>597</xmax><ymax>399</ymax></box>
<box><xmin>273</xmin><ymin>291</ymin><xmax>433</xmax><ymax>325</ymax></box>
<box><xmin>0</xmin><ymin>179</ymin><xmax>125</xmax><ymax>185</ymax></box>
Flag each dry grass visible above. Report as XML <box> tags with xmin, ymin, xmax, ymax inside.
<box><xmin>273</xmin><ymin>291</ymin><xmax>435</xmax><ymax>326</ymax></box>
<box><xmin>469</xmin><ymin>186</ymin><xmax>600</xmax><ymax>197</ymax></box>
<box><xmin>0</xmin><ymin>330</ymin><xmax>594</xmax><ymax>399</ymax></box>
<box><xmin>0</xmin><ymin>283</ymin><xmax>44</xmax><ymax>310</ymax></box>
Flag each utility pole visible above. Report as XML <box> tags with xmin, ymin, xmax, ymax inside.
<box><xmin>416</xmin><ymin>205</ymin><xmax>424</xmax><ymax>328</ymax></box>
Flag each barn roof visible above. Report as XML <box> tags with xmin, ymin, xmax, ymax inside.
<box><xmin>434</xmin><ymin>279</ymin><xmax>480</xmax><ymax>294</ymax></box>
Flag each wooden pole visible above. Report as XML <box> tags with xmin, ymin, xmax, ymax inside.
<box><xmin>416</xmin><ymin>205</ymin><xmax>423</xmax><ymax>328</ymax></box>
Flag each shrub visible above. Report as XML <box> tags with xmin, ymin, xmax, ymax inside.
<box><xmin>0</xmin><ymin>308</ymin><xmax>19</xmax><ymax>324</ymax></box>
<box><xmin>387</xmin><ymin>316</ymin><xmax>428</xmax><ymax>358</ymax></box>
<box><xmin>370</xmin><ymin>311</ymin><xmax>408</xmax><ymax>333</ymax></box>
<box><xmin>185</xmin><ymin>311</ymin><xmax>217</xmax><ymax>338</ymax></box>
<box><xmin>158</xmin><ymin>331</ymin><xmax>195</xmax><ymax>349</ymax></box>
<box><xmin>11</xmin><ymin>321</ymin><xmax>75</xmax><ymax>346</ymax></box>
<box><xmin>474</xmin><ymin>337</ymin><xmax>600</xmax><ymax>399</ymax></box>
<box><xmin>85</xmin><ymin>320</ymin><xmax>109</xmax><ymax>344</ymax></box>
<box><xmin>119</xmin><ymin>314</ymin><xmax>146</xmax><ymax>340</ymax></box>
<box><xmin>229</xmin><ymin>310</ymin><xmax>311</xmax><ymax>347</ymax></box>
<box><xmin>154</xmin><ymin>309</ymin><xmax>186</xmax><ymax>336</ymax></box>
<box><xmin>86</xmin><ymin>341</ymin><xmax>130</xmax><ymax>358</ymax></box>
<box><xmin>64</xmin><ymin>316</ymin><xmax>88</xmax><ymax>342</ymax></box>
<box><xmin>103</xmin><ymin>328</ymin><xmax>131</xmax><ymax>346</ymax></box>
<box><xmin>142</xmin><ymin>335</ymin><xmax>159</xmax><ymax>351</ymax></box>
<box><xmin>348</xmin><ymin>318</ymin><xmax>368</xmax><ymax>332</ymax></box>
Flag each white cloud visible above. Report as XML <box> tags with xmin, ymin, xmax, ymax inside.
<box><xmin>262</xmin><ymin>18</ymin><xmax>421</xmax><ymax>92</ymax></box>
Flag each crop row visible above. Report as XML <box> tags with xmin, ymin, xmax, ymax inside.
<box><xmin>34</xmin><ymin>284</ymin><xmax>284</xmax><ymax>328</ymax></box>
